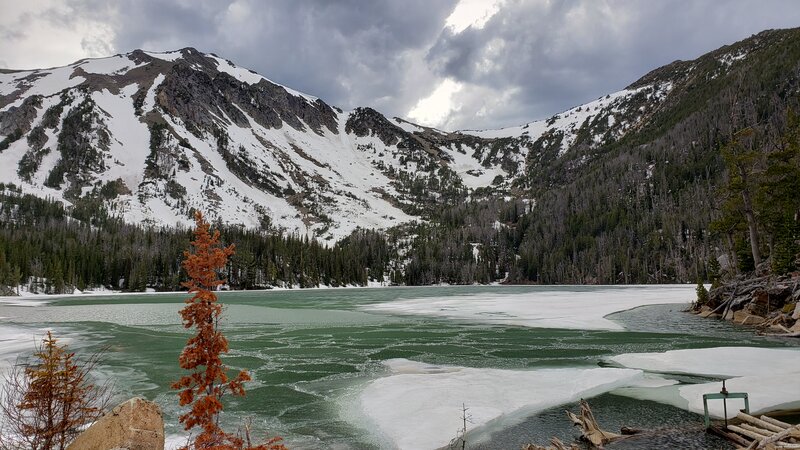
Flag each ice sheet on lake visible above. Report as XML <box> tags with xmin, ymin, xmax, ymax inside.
<box><xmin>0</xmin><ymin>323</ymin><xmax>48</xmax><ymax>372</ymax></box>
<box><xmin>0</xmin><ymin>296</ymin><xmax>50</xmax><ymax>306</ymax></box>
<box><xmin>680</xmin><ymin>372</ymin><xmax>800</xmax><ymax>418</ymax></box>
<box><xmin>363</xmin><ymin>285</ymin><xmax>693</xmax><ymax>330</ymax></box>
<box><xmin>358</xmin><ymin>358</ymin><xmax>643</xmax><ymax>450</ymax></box>
<box><xmin>607</xmin><ymin>346</ymin><xmax>800</xmax><ymax>377</ymax></box>
<box><xmin>165</xmin><ymin>434</ymin><xmax>188</xmax><ymax>450</ymax></box>
<box><xmin>609</xmin><ymin>346</ymin><xmax>800</xmax><ymax>418</ymax></box>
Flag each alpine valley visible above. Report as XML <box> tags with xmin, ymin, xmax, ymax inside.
<box><xmin>1</xmin><ymin>28</ymin><xmax>799</xmax><ymax>292</ymax></box>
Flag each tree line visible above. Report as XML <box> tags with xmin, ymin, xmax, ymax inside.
<box><xmin>0</xmin><ymin>185</ymin><xmax>393</xmax><ymax>294</ymax></box>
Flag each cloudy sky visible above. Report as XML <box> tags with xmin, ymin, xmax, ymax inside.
<box><xmin>2</xmin><ymin>0</ymin><xmax>800</xmax><ymax>130</ymax></box>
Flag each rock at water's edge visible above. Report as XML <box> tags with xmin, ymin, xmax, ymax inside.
<box><xmin>67</xmin><ymin>397</ymin><xmax>164</xmax><ymax>450</ymax></box>
<box><xmin>733</xmin><ymin>309</ymin><xmax>765</xmax><ymax>325</ymax></box>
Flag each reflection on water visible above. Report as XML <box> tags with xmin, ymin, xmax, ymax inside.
<box><xmin>0</xmin><ymin>286</ymin><xmax>796</xmax><ymax>449</ymax></box>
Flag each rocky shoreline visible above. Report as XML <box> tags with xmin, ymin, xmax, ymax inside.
<box><xmin>692</xmin><ymin>273</ymin><xmax>800</xmax><ymax>336</ymax></box>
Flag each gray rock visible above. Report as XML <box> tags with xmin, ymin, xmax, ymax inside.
<box><xmin>0</xmin><ymin>95</ymin><xmax>41</xmax><ymax>136</ymax></box>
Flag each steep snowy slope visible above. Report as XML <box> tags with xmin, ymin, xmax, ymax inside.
<box><xmin>463</xmin><ymin>82</ymin><xmax>673</xmax><ymax>155</ymax></box>
<box><xmin>0</xmin><ymin>47</ymin><xmax>676</xmax><ymax>241</ymax></box>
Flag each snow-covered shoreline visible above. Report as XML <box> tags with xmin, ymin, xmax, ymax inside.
<box><xmin>0</xmin><ymin>281</ymin><xmax>398</xmax><ymax>303</ymax></box>
<box><xmin>0</xmin><ymin>282</ymin><xmax>697</xmax><ymax>304</ymax></box>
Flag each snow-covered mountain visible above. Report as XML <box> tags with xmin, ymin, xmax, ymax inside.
<box><xmin>0</xmin><ymin>47</ymin><xmax>673</xmax><ymax>240</ymax></box>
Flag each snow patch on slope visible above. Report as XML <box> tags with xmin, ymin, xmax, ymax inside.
<box><xmin>75</xmin><ymin>55</ymin><xmax>146</xmax><ymax>75</ymax></box>
<box><xmin>718</xmin><ymin>50</ymin><xmax>748</xmax><ymax>67</ymax></box>
<box><xmin>0</xmin><ymin>95</ymin><xmax>73</xmax><ymax>200</ymax></box>
<box><xmin>392</xmin><ymin>117</ymin><xmax>427</xmax><ymax>133</ymax></box>
<box><xmin>92</xmin><ymin>84</ymin><xmax>151</xmax><ymax>192</ymax></box>
<box><xmin>237</xmin><ymin>109</ymin><xmax>416</xmax><ymax>240</ymax></box>
<box><xmin>440</xmin><ymin>144</ymin><xmax>506</xmax><ymax>189</ymax></box>
<box><xmin>206</xmin><ymin>54</ymin><xmax>318</xmax><ymax>103</ymax></box>
<box><xmin>141</xmin><ymin>73</ymin><xmax>165</xmax><ymax>113</ymax></box>
<box><xmin>142</xmin><ymin>50</ymin><xmax>183</xmax><ymax>62</ymax></box>
<box><xmin>0</xmin><ymin>66</ymin><xmax>85</xmax><ymax>106</ymax></box>
<box><xmin>463</xmin><ymin>82</ymin><xmax>674</xmax><ymax>156</ymax></box>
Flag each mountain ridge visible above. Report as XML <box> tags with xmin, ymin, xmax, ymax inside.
<box><xmin>1</xmin><ymin>28</ymin><xmax>799</xmax><ymax>289</ymax></box>
<box><xmin>0</xmin><ymin>43</ymin><xmax>680</xmax><ymax>241</ymax></box>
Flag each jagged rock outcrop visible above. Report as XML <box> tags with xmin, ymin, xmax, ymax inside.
<box><xmin>345</xmin><ymin>107</ymin><xmax>409</xmax><ymax>147</ymax></box>
<box><xmin>66</xmin><ymin>397</ymin><xmax>165</xmax><ymax>450</ymax></box>
<box><xmin>0</xmin><ymin>95</ymin><xmax>41</xmax><ymax>137</ymax></box>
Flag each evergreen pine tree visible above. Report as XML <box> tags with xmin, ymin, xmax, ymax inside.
<box><xmin>696</xmin><ymin>279</ymin><xmax>709</xmax><ymax>305</ymax></box>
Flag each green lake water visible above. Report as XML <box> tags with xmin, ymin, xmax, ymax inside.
<box><xmin>0</xmin><ymin>286</ymin><xmax>796</xmax><ymax>449</ymax></box>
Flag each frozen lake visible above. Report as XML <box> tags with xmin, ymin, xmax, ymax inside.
<box><xmin>1</xmin><ymin>285</ymin><xmax>797</xmax><ymax>449</ymax></box>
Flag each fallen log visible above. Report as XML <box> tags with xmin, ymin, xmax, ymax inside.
<box><xmin>709</xmin><ymin>275</ymin><xmax>776</xmax><ymax>313</ymax></box>
<box><xmin>708</xmin><ymin>425</ymin><xmax>751</xmax><ymax>447</ymax></box>
<box><xmin>737</xmin><ymin>412</ymin><xmax>786</xmax><ymax>433</ymax></box>
<box><xmin>754</xmin><ymin>424</ymin><xmax>800</xmax><ymax>449</ymax></box>
<box><xmin>738</xmin><ymin>420</ymin><xmax>800</xmax><ymax>449</ymax></box>
<box><xmin>759</xmin><ymin>415</ymin><xmax>792</xmax><ymax>430</ymax></box>
<box><xmin>711</xmin><ymin>287</ymin><xmax>739</xmax><ymax>315</ymax></box>
<box><xmin>728</xmin><ymin>424</ymin><xmax>767</xmax><ymax>441</ymax></box>
<box><xmin>739</xmin><ymin>423</ymin><xmax>774</xmax><ymax>438</ymax></box>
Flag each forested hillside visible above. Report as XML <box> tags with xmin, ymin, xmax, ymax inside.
<box><xmin>0</xmin><ymin>184</ymin><xmax>393</xmax><ymax>294</ymax></box>
<box><xmin>1</xmin><ymin>28</ymin><xmax>799</xmax><ymax>293</ymax></box>
<box><xmin>401</xmin><ymin>28</ymin><xmax>800</xmax><ymax>285</ymax></box>
<box><xmin>509</xmin><ymin>28</ymin><xmax>800</xmax><ymax>283</ymax></box>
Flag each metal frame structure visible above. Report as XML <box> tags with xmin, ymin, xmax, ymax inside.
<box><xmin>703</xmin><ymin>390</ymin><xmax>750</xmax><ymax>428</ymax></box>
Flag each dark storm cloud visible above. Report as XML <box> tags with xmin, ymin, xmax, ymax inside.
<box><xmin>426</xmin><ymin>0</ymin><xmax>800</xmax><ymax>128</ymax></box>
<box><xmin>65</xmin><ymin>0</ymin><xmax>458</xmax><ymax>116</ymax></box>
<box><xmin>28</xmin><ymin>0</ymin><xmax>800</xmax><ymax>129</ymax></box>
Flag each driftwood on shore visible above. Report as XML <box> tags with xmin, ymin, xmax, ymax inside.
<box><xmin>566</xmin><ymin>400</ymin><xmax>623</xmax><ymax>447</ymax></box>
<box><xmin>522</xmin><ymin>437</ymin><xmax>578</xmax><ymax>450</ymax></box>
<box><xmin>709</xmin><ymin>411</ymin><xmax>800</xmax><ymax>449</ymax></box>
<box><xmin>522</xmin><ymin>400</ymin><xmax>628</xmax><ymax>449</ymax></box>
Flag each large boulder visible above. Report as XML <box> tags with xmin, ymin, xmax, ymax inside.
<box><xmin>733</xmin><ymin>310</ymin><xmax>765</xmax><ymax>326</ymax></box>
<box><xmin>67</xmin><ymin>397</ymin><xmax>164</xmax><ymax>450</ymax></box>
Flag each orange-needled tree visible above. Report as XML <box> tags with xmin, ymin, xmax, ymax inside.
<box><xmin>173</xmin><ymin>211</ymin><xmax>285</xmax><ymax>450</ymax></box>
<box><xmin>0</xmin><ymin>331</ymin><xmax>110</xmax><ymax>450</ymax></box>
